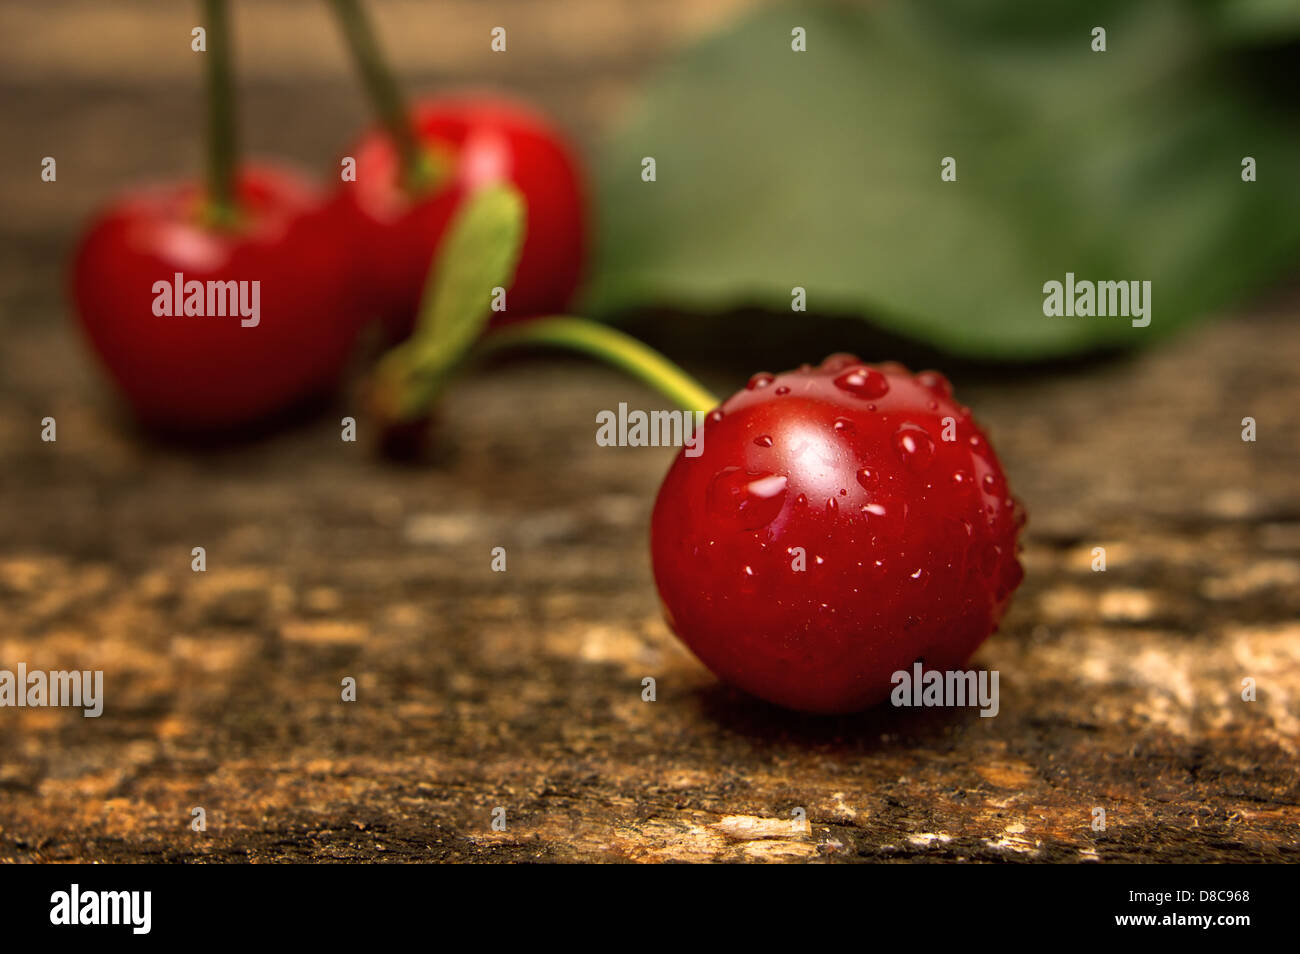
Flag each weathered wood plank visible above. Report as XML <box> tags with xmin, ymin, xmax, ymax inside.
<box><xmin>0</xmin><ymin>0</ymin><xmax>1297</xmax><ymax>863</ymax></box>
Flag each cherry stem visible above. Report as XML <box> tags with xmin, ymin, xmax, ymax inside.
<box><xmin>475</xmin><ymin>316</ymin><xmax>720</xmax><ymax>414</ymax></box>
<box><xmin>327</xmin><ymin>0</ymin><xmax>425</xmax><ymax>189</ymax></box>
<box><xmin>202</xmin><ymin>0</ymin><xmax>239</xmax><ymax>227</ymax></box>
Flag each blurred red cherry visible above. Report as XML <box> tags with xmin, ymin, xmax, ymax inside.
<box><xmin>332</xmin><ymin>95</ymin><xmax>587</xmax><ymax>337</ymax></box>
<box><xmin>72</xmin><ymin>164</ymin><xmax>361</xmax><ymax>432</ymax></box>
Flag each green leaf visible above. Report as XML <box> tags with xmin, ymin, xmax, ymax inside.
<box><xmin>585</xmin><ymin>1</ymin><xmax>1300</xmax><ymax>359</ymax></box>
<box><xmin>413</xmin><ymin>182</ymin><xmax>526</xmax><ymax>363</ymax></box>
<box><xmin>371</xmin><ymin>183</ymin><xmax>525</xmax><ymax>420</ymax></box>
<box><xmin>1199</xmin><ymin>0</ymin><xmax>1300</xmax><ymax>44</ymax></box>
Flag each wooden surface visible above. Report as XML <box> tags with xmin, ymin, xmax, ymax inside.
<box><xmin>2</xmin><ymin>0</ymin><xmax>1299</xmax><ymax>863</ymax></box>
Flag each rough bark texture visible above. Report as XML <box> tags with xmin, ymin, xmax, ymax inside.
<box><xmin>1</xmin><ymin>0</ymin><xmax>1297</xmax><ymax>863</ymax></box>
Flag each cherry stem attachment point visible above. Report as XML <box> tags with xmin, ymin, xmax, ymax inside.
<box><xmin>202</xmin><ymin>0</ymin><xmax>239</xmax><ymax>227</ymax></box>
<box><xmin>475</xmin><ymin>316</ymin><xmax>720</xmax><ymax>414</ymax></box>
<box><xmin>327</xmin><ymin>0</ymin><xmax>427</xmax><ymax>191</ymax></box>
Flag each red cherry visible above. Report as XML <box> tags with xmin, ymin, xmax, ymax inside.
<box><xmin>71</xmin><ymin>165</ymin><xmax>361</xmax><ymax>432</ymax></box>
<box><xmin>332</xmin><ymin>95</ymin><xmax>586</xmax><ymax>337</ymax></box>
<box><xmin>650</xmin><ymin>356</ymin><xmax>1025</xmax><ymax>714</ymax></box>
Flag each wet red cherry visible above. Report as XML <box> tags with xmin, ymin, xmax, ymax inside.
<box><xmin>650</xmin><ymin>356</ymin><xmax>1025</xmax><ymax>714</ymax></box>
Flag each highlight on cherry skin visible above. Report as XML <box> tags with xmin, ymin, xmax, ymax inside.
<box><xmin>650</xmin><ymin>353</ymin><xmax>1026</xmax><ymax>714</ymax></box>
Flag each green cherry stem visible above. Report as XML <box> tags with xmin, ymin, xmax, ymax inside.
<box><xmin>327</xmin><ymin>0</ymin><xmax>428</xmax><ymax>190</ymax></box>
<box><xmin>202</xmin><ymin>0</ymin><xmax>239</xmax><ymax>227</ymax></box>
<box><xmin>475</xmin><ymin>316</ymin><xmax>720</xmax><ymax>414</ymax></box>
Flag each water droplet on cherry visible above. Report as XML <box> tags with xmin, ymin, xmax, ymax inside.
<box><xmin>997</xmin><ymin>559</ymin><xmax>1025</xmax><ymax>600</ymax></box>
<box><xmin>707</xmin><ymin>467</ymin><xmax>789</xmax><ymax>531</ymax></box>
<box><xmin>894</xmin><ymin>423</ymin><xmax>935</xmax><ymax>471</ymax></box>
<box><xmin>833</xmin><ymin>366</ymin><xmax>890</xmax><ymax>400</ymax></box>
<box><xmin>916</xmin><ymin>371</ymin><xmax>952</xmax><ymax>397</ymax></box>
<box><xmin>861</xmin><ymin>497</ymin><xmax>906</xmax><ymax>538</ymax></box>
<box><xmin>820</xmin><ymin>353</ymin><xmax>860</xmax><ymax>372</ymax></box>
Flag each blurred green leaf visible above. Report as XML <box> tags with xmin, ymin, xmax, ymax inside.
<box><xmin>1198</xmin><ymin>0</ymin><xmax>1300</xmax><ymax>43</ymax></box>
<box><xmin>371</xmin><ymin>183</ymin><xmax>524</xmax><ymax>420</ymax></box>
<box><xmin>586</xmin><ymin>1</ymin><xmax>1300</xmax><ymax>359</ymax></box>
<box><xmin>413</xmin><ymin>182</ymin><xmax>525</xmax><ymax>364</ymax></box>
